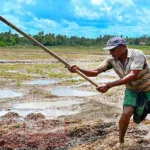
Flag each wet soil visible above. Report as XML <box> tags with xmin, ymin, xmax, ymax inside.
<box><xmin>0</xmin><ymin>54</ymin><xmax>150</xmax><ymax>149</ymax></box>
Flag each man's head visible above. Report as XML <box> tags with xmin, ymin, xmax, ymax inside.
<box><xmin>103</xmin><ymin>37</ymin><xmax>127</xmax><ymax>60</ymax></box>
<box><xmin>103</xmin><ymin>37</ymin><xmax>126</xmax><ymax>51</ymax></box>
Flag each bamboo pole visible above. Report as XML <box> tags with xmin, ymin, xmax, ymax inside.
<box><xmin>0</xmin><ymin>16</ymin><xmax>99</xmax><ymax>87</ymax></box>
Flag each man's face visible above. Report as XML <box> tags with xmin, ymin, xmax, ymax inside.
<box><xmin>109</xmin><ymin>46</ymin><xmax>125</xmax><ymax>59</ymax></box>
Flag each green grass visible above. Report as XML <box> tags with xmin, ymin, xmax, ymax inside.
<box><xmin>1</xmin><ymin>45</ymin><xmax>150</xmax><ymax>60</ymax></box>
<box><xmin>48</xmin><ymin>72</ymin><xmax>73</xmax><ymax>78</ymax></box>
<box><xmin>0</xmin><ymin>71</ymin><xmax>31</xmax><ymax>80</ymax></box>
<box><xmin>0</xmin><ymin>62</ymin><xmax>74</xmax><ymax>83</ymax></box>
<box><xmin>0</xmin><ymin>63</ymin><xmax>64</xmax><ymax>72</ymax></box>
<box><xmin>128</xmin><ymin>45</ymin><xmax>150</xmax><ymax>54</ymax></box>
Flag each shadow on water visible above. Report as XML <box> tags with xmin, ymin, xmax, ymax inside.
<box><xmin>0</xmin><ymin>90</ymin><xmax>23</xmax><ymax>98</ymax></box>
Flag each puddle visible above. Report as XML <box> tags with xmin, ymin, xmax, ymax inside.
<box><xmin>0</xmin><ymin>100</ymin><xmax>83</xmax><ymax>118</ymax></box>
<box><xmin>99</xmin><ymin>70</ymin><xmax>118</xmax><ymax>77</ymax></box>
<box><xmin>0</xmin><ymin>90</ymin><xmax>23</xmax><ymax>98</ymax></box>
<box><xmin>74</xmin><ymin>78</ymin><xmax>116</xmax><ymax>87</ymax></box>
<box><xmin>97</xmin><ymin>78</ymin><xmax>115</xmax><ymax>83</ymax></box>
<box><xmin>72</xmin><ymin>70</ymin><xmax>118</xmax><ymax>87</ymax></box>
<box><xmin>51</xmin><ymin>87</ymin><xmax>97</xmax><ymax>97</ymax></box>
<box><xmin>13</xmin><ymin>100</ymin><xmax>83</xmax><ymax>109</ymax></box>
<box><xmin>0</xmin><ymin>109</ymin><xmax>78</xmax><ymax>119</ymax></box>
<box><xmin>24</xmin><ymin>79</ymin><xmax>59</xmax><ymax>85</ymax></box>
<box><xmin>0</xmin><ymin>110</ymin><xmax>9</xmax><ymax>116</ymax></box>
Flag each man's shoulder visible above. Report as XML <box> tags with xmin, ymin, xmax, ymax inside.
<box><xmin>128</xmin><ymin>48</ymin><xmax>145</xmax><ymax>58</ymax></box>
<box><xmin>104</xmin><ymin>56</ymin><xmax>114</xmax><ymax>61</ymax></box>
<box><xmin>128</xmin><ymin>48</ymin><xmax>143</xmax><ymax>53</ymax></box>
<box><xmin>103</xmin><ymin>56</ymin><xmax>116</xmax><ymax>65</ymax></box>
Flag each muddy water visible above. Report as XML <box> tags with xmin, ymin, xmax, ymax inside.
<box><xmin>24</xmin><ymin>77</ymin><xmax>82</xmax><ymax>85</ymax></box>
<box><xmin>0</xmin><ymin>90</ymin><xmax>23</xmax><ymax>98</ymax></box>
<box><xmin>0</xmin><ymin>109</ymin><xmax>78</xmax><ymax>118</ymax></box>
<box><xmin>51</xmin><ymin>87</ymin><xmax>97</xmax><ymax>97</ymax></box>
<box><xmin>74</xmin><ymin>77</ymin><xmax>117</xmax><ymax>87</ymax></box>
<box><xmin>97</xmin><ymin>78</ymin><xmax>116</xmax><ymax>83</ymax></box>
<box><xmin>99</xmin><ymin>69</ymin><xmax>118</xmax><ymax>77</ymax></box>
<box><xmin>73</xmin><ymin>69</ymin><xmax>119</xmax><ymax>87</ymax></box>
<box><xmin>13</xmin><ymin>100</ymin><xmax>83</xmax><ymax>109</ymax></box>
<box><xmin>0</xmin><ymin>100</ymin><xmax>83</xmax><ymax>118</ymax></box>
<box><xmin>74</xmin><ymin>79</ymin><xmax>115</xmax><ymax>87</ymax></box>
<box><xmin>24</xmin><ymin>79</ymin><xmax>59</xmax><ymax>85</ymax></box>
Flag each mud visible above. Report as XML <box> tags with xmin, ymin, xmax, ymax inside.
<box><xmin>0</xmin><ymin>54</ymin><xmax>150</xmax><ymax>149</ymax></box>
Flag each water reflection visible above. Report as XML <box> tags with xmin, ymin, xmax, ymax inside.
<box><xmin>24</xmin><ymin>79</ymin><xmax>59</xmax><ymax>85</ymax></box>
<box><xmin>75</xmin><ymin>78</ymin><xmax>115</xmax><ymax>87</ymax></box>
<box><xmin>99</xmin><ymin>70</ymin><xmax>118</xmax><ymax>77</ymax></box>
<box><xmin>0</xmin><ymin>109</ymin><xmax>78</xmax><ymax>118</ymax></box>
<box><xmin>0</xmin><ymin>90</ymin><xmax>23</xmax><ymax>98</ymax></box>
<box><xmin>13</xmin><ymin>100</ymin><xmax>83</xmax><ymax>109</ymax></box>
<box><xmin>97</xmin><ymin>78</ymin><xmax>115</xmax><ymax>83</ymax></box>
<box><xmin>51</xmin><ymin>87</ymin><xmax>97</xmax><ymax>97</ymax></box>
<box><xmin>0</xmin><ymin>100</ymin><xmax>84</xmax><ymax>118</ymax></box>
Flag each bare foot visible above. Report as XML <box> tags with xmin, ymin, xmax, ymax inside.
<box><xmin>112</xmin><ymin>142</ymin><xmax>129</xmax><ymax>150</ymax></box>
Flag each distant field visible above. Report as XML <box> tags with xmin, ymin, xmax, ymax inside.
<box><xmin>0</xmin><ymin>45</ymin><xmax>150</xmax><ymax>60</ymax></box>
<box><xmin>0</xmin><ymin>46</ymin><xmax>102</xmax><ymax>83</ymax></box>
<box><xmin>0</xmin><ymin>46</ymin><xmax>104</xmax><ymax>60</ymax></box>
<box><xmin>0</xmin><ymin>45</ymin><xmax>150</xmax><ymax>85</ymax></box>
<box><xmin>0</xmin><ymin>45</ymin><xmax>150</xmax><ymax>52</ymax></box>
<box><xmin>128</xmin><ymin>45</ymin><xmax>150</xmax><ymax>53</ymax></box>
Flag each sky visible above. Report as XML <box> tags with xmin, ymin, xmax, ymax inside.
<box><xmin>0</xmin><ymin>0</ymin><xmax>150</xmax><ymax>38</ymax></box>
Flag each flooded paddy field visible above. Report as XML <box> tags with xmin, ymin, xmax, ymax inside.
<box><xmin>0</xmin><ymin>46</ymin><xmax>150</xmax><ymax>149</ymax></box>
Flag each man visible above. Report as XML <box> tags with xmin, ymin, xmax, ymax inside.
<box><xmin>68</xmin><ymin>36</ymin><xmax>150</xmax><ymax>145</ymax></box>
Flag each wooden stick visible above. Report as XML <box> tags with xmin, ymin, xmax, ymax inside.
<box><xmin>0</xmin><ymin>16</ymin><xmax>99</xmax><ymax>87</ymax></box>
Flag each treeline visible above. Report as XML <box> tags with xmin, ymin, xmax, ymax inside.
<box><xmin>0</xmin><ymin>30</ymin><xmax>150</xmax><ymax>47</ymax></box>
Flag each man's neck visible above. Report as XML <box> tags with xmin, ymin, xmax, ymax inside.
<box><xmin>119</xmin><ymin>49</ymin><xmax>128</xmax><ymax>64</ymax></box>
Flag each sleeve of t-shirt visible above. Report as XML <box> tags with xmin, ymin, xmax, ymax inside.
<box><xmin>130</xmin><ymin>52</ymin><xmax>145</xmax><ymax>70</ymax></box>
<box><xmin>96</xmin><ymin>57</ymin><xmax>113</xmax><ymax>72</ymax></box>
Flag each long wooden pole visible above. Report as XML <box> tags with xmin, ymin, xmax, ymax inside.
<box><xmin>0</xmin><ymin>16</ymin><xmax>99</xmax><ymax>87</ymax></box>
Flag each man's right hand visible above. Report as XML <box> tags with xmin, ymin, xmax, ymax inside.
<box><xmin>68</xmin><ymin>65</ymin><xmax>79</xmax><ymax>73</ymax></box>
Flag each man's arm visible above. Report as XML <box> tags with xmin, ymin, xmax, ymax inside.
<box><xmin>68</xmin><ymin>58</ymin><xmax>112</xmax><ymax>77</ymax></box>
<box><xmin>68</xmin><ymin>65</ymin><xmax>104</xmax><ymax>77</ymax></box>
<box><xmin>97</xmin><ymin>70</ymin><xmax>140</xmax><ymax>93</ymax></box>
<box><xmin>77</xmin><ymin>67</ymin><xmax>104</xmax><ymax>77</ymax></box>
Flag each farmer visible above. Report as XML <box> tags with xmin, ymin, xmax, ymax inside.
<box><xmin>68</xmin><ymin>36</ymin><xmax>150</xmax><ymax>145</ymax></box>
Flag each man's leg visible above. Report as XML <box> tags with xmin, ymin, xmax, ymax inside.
<box><xmin>119</xmin><ymin>106</ymin><xmax>134</xmax><ymax>143</ymax></box>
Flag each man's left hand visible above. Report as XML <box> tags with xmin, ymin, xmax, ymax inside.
<box><xmin>96</xmin><ymin>83</ymin><xmax>110</xmax><ymax>93</ymax></box>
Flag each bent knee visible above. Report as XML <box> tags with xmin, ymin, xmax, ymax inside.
<box><xmin>121</xmin><ymin>106</ymin><xmax>134</xmax><ymax>118</ymax></box>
